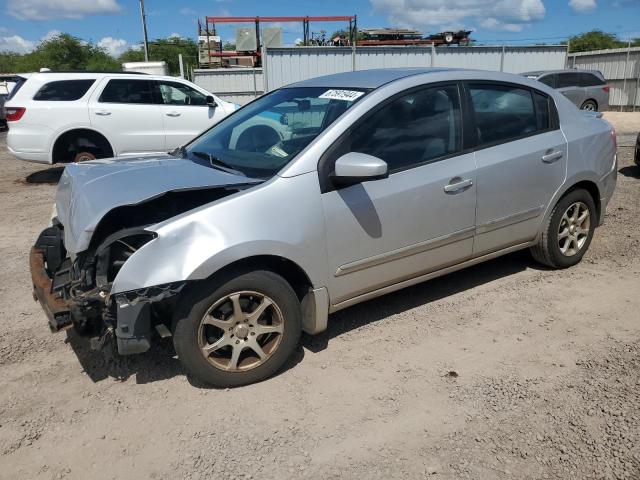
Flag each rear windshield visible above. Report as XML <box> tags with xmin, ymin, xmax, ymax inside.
<box><xmin>33</xmin><ymin>79</ymin><xmax>96</xmax><ymax>101</ymax></box>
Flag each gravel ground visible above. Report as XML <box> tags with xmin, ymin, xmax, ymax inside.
<box><xmin>0</xmin><ymin>119</ymin><xmax>639</xmax><ymax>480</ymax></box>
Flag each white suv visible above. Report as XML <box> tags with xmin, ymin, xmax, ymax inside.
<box><xmin>5</xmin><ymin>72</ymin><xmax>236</xmax><ymax>164</ymax></box>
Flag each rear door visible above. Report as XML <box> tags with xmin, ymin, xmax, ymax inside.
<box><xmin>89</xmin><ymin>77</ymin><xmax>165</xmax><ymax>155</ymax></box>
<box><xmin>556</xmin><ymin>72</ymin><xmax>585</xmax><ymax>107</ymax></box>
<box><xmin>468</xmin><ymin>82</ymin><xmax>567</xmax><ymax>255</ymax></box>
<box><xmin>156</xmin><ymin>80</ymin><xmax>228</xmax><ymax>149</ymax></box>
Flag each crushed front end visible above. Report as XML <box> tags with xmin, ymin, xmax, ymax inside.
<box><xmin>30</xmin><ymin>223</ymin><xmax>185</xmax><ymax>354</ymax></box>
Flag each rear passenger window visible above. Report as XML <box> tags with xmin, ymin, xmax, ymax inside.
<box><xmin>99</xmin><ymin>79</ymin><xmax>157</xmax><ymax>104</ymax></box>
<box><xmin>339</xmin><ymin>84</ymin><xmax>462</xmax><ymax>173</ymax></box>
<box><xmin>578</xmin><ymin>73</ymin><xmax>605</xmax><ymax>87</ymax></box>
<box><xmin>33</xmin><ymin>79</ymin><xmax>95</xmax><ymax>101</ymax></box>
<box><xmin>470</xmin><ymin>84</ymin><xmax>539</xmax><ymax>145</ymax></box>
<box><xmin>557</xmin><ymin>73</ymin><xmax>580</xmax><ymax>89</ymax></box>
<box><xmin>533</xmin><ymin>91</ymin><xmax>550</xmax><ymax>130</ymax></box>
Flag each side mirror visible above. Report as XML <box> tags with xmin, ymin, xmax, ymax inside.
<box><xmin>332</xmin><ymin>152</ymin><xmax>388</xmax><ymax>187</ymax></box>
<box><xmin>206</xmin><ymin>95</ymin><xmax>217</xmax><ymax>107</ymax></box>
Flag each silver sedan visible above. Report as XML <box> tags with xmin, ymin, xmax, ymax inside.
<box><xmin>31</xmin><ymin>68</ymin><xmax>617</xmax><ymax>387</ymax></box>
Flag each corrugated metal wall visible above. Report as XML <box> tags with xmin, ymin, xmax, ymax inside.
<box><xmin>193</xmin><ymin>68</ymin><xmax>264</xmax><ymax>105</ymax></box>
<box><xmin>194</xmin><ymin>45</ymin><xmax>567</xmax><ymax>104</ymax></box>
<box><xmin>568</xmin><ymin>47</ymin><xmax>640</xmax><ymax>108</ymax></box>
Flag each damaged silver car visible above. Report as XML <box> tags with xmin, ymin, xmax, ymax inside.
<box><xmin>30</xmin><ymin>68</ymin><xmax>617</xmax><ymax>387</ymax></box>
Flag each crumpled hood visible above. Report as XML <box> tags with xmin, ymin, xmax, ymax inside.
<box><xmin>55</xmin><ymin>154</ymin><xmax>261</xmax><ymax>254</ymax></box>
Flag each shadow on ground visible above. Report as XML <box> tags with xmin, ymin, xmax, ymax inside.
<box><xmin>25</xmin><ymin>167</ymin><xmax>64</xmax><ymax>184</ymax></box>
<box><xmin>619</xmin><ymin>165</ymin><xmax>640</xmax><ymax>179</ymax></box>
<box><xmin>65</xmin><ymin>250</ymin><xmax>538</xmax><ymax>386</ymax></box>
<box><xmin>303</xmin><ymin>249</ymin><xmax>537</xmax><ymax>352</ymax></box>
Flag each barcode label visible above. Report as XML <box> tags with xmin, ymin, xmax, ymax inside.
<box><xmin>319</xmin><ymin>89</ymin><xmax>365</xmax><ymax>102</ymax></box>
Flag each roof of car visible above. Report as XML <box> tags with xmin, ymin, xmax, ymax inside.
<box><xmin>289</xmin><ymin>68</ymin><xmax>465</xmax><ymax>89</ymax></box>
<box><xmin>522</xmin><ymin>69</ymin><xmax>603</xmax><ymax>77</ymax></box>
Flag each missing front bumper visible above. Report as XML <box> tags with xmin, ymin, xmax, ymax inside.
<box><xmin>29</xmin><ymin>246</ymin><xmax>73</xmax><ymax>332</ymax></box>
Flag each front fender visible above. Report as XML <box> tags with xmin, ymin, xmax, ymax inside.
<box><xmin>111</xmin><ymin>232</ymin><xmax>320</xmax><ymax>294</ymax></box>
<box><xmin>110</xmin><ymin>172</ymin><xmax>329</xmax><ymax>294</ymax></box>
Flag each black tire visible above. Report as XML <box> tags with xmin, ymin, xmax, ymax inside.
<box><xmin>173</xmin><ymin>270</ymin><xmax>302</xmax><ymax>387</ymax></box>
<box><xmin>580</xmin><ymin>99</ymin><xmax>598</xmax><ymax>111</ymax></box>
<box><xmin>530</xmin><ymin>189</ymin><xmax>597</xmax><ymax>269</ymax></box>
<box><xmin>73</xmin><ymin>150</ymin><xmax>97</xmax><ymax>162</ymax></box>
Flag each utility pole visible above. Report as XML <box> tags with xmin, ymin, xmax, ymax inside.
<box><xmin>139</xmin><ymin>0</ymin><xmax>150</xmax><ymax>62</ymax></box>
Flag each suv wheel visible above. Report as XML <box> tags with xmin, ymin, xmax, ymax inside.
<box><xmin>74</xmin><ymin>151</ymin><xmax>97</xmax><ymax>162</ymax></box>
<box><xmin>580</xmin><ymin>100</ymin><xmax>597</xmax><ymax>111</ymax></box>
<box><xmin>530</xmin><ymin>189</ymin><xmax>596</xmax><ymax>269</ymax></box>
<box><xmin>173</xmin><ymin>270</ymin><xmax>302</xmax><ymax>387</ymax></box>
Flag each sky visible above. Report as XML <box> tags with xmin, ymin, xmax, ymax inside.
<box><xmin>0</xmin><ymin>0</ymin><xmax>639</xmax><ymax>57</ymax></box>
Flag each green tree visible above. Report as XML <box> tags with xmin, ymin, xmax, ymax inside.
<box><xmin>222</xmin><ymin>41</ymin><xmax>236</xmax><ymax>51</ymax></box>
<box><xmin>329</xmin><ymin>29</ymin><xmax>366</xmax><ymax>44</ymax></box>
<box><xmin>568</xmin><ymin>30</ymin><xmax>626</xmax><ymax>53</ymax></box>
<box><xmin>0</xmin><ymin>33</ymin><xmax>120</xmax><ymax>72</ymax></box>
<box><xmin>118</xmin><ymin>37</ymin><xmax>198</xmax><ymax>75</ymax></box>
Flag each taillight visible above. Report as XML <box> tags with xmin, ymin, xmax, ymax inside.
<box><xmin>5</xmin><ymin>107</ymin><xmax>26</xmax><ymax>122</ymax></box>
<box><xmin>603</xmin><ymin>86</ymin><xmax>610</xmax><ymax>93</ymax></box>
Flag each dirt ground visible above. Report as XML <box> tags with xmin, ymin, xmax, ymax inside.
<box><xmin>0</xmin><ymin>114</ymin><xmax>639</xmax><ymax>480</ymax></box>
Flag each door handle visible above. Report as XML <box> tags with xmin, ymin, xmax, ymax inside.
<box><xmin>166</xmin><ymin>112</ymin><xmax>181</xmax><ymax>117</ymax></box>
<box><xmin>94</xmin><ymin>110</ymin><xmax>111</xmax><ymax>116</ymax></box>
<box><xmin>542</xmin><ymin>151</ymin><xmax>563</xmax><ymax>163</ymax></box>
<box><xmin>444</xmin><ymin>178</ymin><xmax>473</xmax><ymax>193</ymax></box>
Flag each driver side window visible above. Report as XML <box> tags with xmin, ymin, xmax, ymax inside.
<box><xmin>158</xmin><ymin>81</ymin><xmax>207</xmax><ymax>106</ymax></box>
<box><xmin>324</xmin><ymin>84</ymin><xmax>462</xmax><ymax>176</ymax></box>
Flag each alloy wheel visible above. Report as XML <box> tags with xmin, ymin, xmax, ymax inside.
<box><xmin>198</xmin><ymin>291</ymin><xmax>284</xmax><ymax>371</ymax></box>
<box><xmin>558</xmin><ymin>201</ymin><xmax>590</xmax><ymax>257</ymax></box>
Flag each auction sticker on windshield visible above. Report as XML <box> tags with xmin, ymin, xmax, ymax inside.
<box><xmin>319</xmin><ymin>89</ymin><xmax>365</xmax><ymax>102</ymax></box>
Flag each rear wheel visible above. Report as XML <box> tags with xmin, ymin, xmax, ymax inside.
<box><xmin>580</xmin><ymin>99</ymin><xmax>597</xmax><ymax>111</ymax></box>
<box><xmin>173</xmin><ymin>270</ymin><xmax>302</xmax><ymax>387</ymax></box>
<box><xmin>530</xmin><ymin>189</ymin><xmax>596</xmax><ymax>269</ymax></box>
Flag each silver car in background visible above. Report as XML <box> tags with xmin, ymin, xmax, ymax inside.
<box><xmin>30</xmin><ymin>68</ymin><xmax>617</xmax><ymax>387</ymax></box>
<box><xmin>522</xmin><ymin>69</ymin><xmax>610</xmax><ymax>111</ymax></box>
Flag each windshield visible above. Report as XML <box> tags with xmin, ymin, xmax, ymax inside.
<box><xmin>182</xmin><ymin>86</ymin><xmax>369</xmax><ymax>179</ymax></box>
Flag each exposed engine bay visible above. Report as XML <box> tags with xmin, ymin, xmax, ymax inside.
<box><xmin>31</xmin><ymin>186</ymin><xmax>245</xmax><ymax>353</ymax></box>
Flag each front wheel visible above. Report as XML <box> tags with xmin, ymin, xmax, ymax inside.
<box><xmin>530</xmin><ymin>189</ymin><xmax>596</xmax><ymax>269</ymax></box>
<box><xmin>173</xmin><ymin>270</ymin><xmax>302</xmax><ymax>387</ymax></box>
<box><xmin>73</xmin><ymin>151</ymin><xmax>97</xmax><ymax>162</ymax></box>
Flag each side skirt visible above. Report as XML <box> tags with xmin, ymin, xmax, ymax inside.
<box><xmin>329</xmin><ymin>241</ymin><xmax>535</xmax><ymax>313</ymax></box>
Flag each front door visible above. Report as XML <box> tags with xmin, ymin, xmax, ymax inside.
<box><xmin>157</xmin><ymin>80</ymin><xmax>227</xmax><ymax>150</ymax></box>
<box><xmin>320</xmin><ymin>84</ymin><xmax>477</xmax><ymax>305</ymax></box>
<box><xmin>468</xmin><ymin>82</ymin><xmax>568</xmax><ymax>255</ymax></box>
<box><xmin>89</xmin><ymin>78</ymin><xmax>165</xmax><ymax>155</ymax></box>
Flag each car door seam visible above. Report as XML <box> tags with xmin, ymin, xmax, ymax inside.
<box><xmin>475</xmin><ymin>204</ymin><xmax>545</xmax><ymax>235</ymax></box>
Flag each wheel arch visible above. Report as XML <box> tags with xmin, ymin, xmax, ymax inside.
<box><xmin>199</xmin><ymin>254</ymin><xmax>314</xmax><ymax>302</ymax></box>
<box><xmin>562</xmin><ymin>180</ymin><xmax>601</xmax><ymax>220</ymax></box>
<box><xmin>183</xmin><ymin>254</ymin><xmax>329</xmax><ymax>335</ymax></box>
<box><xmin>540</xmin><ymin>178</ymin><xmax>602</xmax><ymax>240</ymax></box>
<box><xmin>51</xmin><ymin>127</ymin><xmax>115</xmax><ymax>163</ymax></box>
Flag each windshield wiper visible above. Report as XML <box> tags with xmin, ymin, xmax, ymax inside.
<box><xmin>190</xmin><ymin>151</ymin><xmax>246</xmax><ymax>177</ymax></box>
